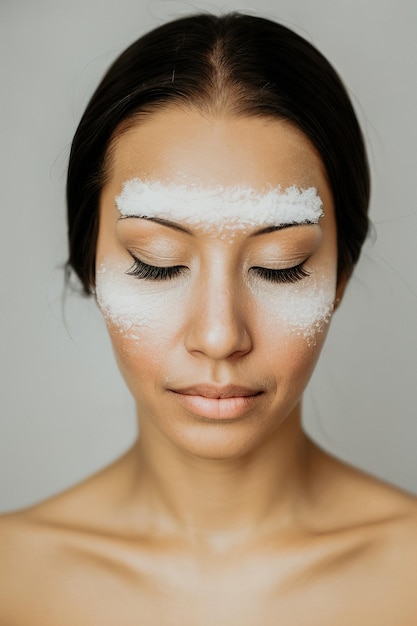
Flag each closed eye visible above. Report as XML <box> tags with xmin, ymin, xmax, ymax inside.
<box><xmin>251</xmin><ymin>262</ymin><xmax>310</xmax><ymax>284</ymax></box>
<box><xmin>126</xmin><ymin>254</ymin><xmax>186</xmax><ymax>281</ymax></box>
<box><xmin>126</xmin><ymin>254</ymin><xmax>310</xmax><ymax>284</ymax></box>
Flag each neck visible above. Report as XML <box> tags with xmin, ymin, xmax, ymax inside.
<box><xmin>123</xmin><ymin>403</ymin><xmax>314</xmax><ymax>544</ymax></box>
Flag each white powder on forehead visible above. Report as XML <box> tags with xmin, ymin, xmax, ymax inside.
<box><xmin>115</xmin><ymin>179</ymin><xmax>323</xmax><ymax>229</ymax></box>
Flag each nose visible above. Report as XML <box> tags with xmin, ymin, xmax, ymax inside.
<box><xmin>184</xmin><ymin>272</ymin><xmax>252</xmax><ymax>361</ymax></box>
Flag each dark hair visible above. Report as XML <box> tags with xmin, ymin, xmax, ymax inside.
<box><xmin>67</xmin><ymin>12</ymin><xmax>370</xmax><ymax>294</ymax></box>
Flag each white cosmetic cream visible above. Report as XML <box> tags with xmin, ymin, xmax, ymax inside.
<box><xmin>115</xmin><ymin>179</ymin><xmax>323</xmax><ymax>236</ymax></box>
<box><xmin>247</xmin><ymin>276</ymin><xmax>334</xmax><ymax>343</ymax></box>
<box><xmin>97</xmin><ymin>180</ymin><xmax>335</xmax><ymax>345</ymax></box>
<box><xmin>96</xmin><ymin>262</ymin><xmax>187</xmax><ymax>336</ymax></box>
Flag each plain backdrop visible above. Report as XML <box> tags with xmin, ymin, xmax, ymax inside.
<box><xmin>1</xmin><ymin>0</ymin><xmax>416</xmax><ymax>512</ymax></box>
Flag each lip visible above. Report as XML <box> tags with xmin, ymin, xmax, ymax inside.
<box><xmin>169</xmin><ymin>384</ymin><xmax>263</xmax><ymax>420</ymax></box>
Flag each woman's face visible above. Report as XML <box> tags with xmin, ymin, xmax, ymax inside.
<box><xmin>96</xmin><ymin>108</ymin><xmax>339</xmax><ymax>459</ymax></box>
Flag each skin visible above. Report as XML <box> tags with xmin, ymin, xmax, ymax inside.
<box><xmin>1</xmin><ymin>109</ymin><xmax>416</xmax><ymax>625</ymax></box>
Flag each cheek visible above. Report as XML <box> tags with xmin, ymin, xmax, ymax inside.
<box><xmin>249</xmin><ymin>273</ymin><xmax>336</xmax><ymax>347</ymax></box>
<box><xmin>248</xmin><ymin>274</ymin><xmax>336</xmax><ymax>404</ymax></box>
<box><xmin>96</xmin><ymin>262</ymin><xmax>164</xmax><ymax>333</ymax></box>
<box><xmin>95</xmin><ymin>261</ymin><xmax>187</xmax><ymax>375</ymax></box>
<box><xmin>96</xmin><ymin>260</ymin><xmax>188</xmax><ymax>331</ymax></box>
<box><xmin>250</xmin><ymin>295</ymin><xmax>331</xmax><ymax>417</ymax></box>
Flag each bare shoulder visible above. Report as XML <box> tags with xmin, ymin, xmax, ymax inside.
<box><xmin>314</xmin><ymin>448</ymin><xmax>417</xmax><ymax>567</ymax></box>
<box><xmin>0</xmin><ymin>508</ymin><xmax>54</xmax><ymax>624</ymax></box>
<box><xmin>0</xmin><ymin>458</ymin><xmax>125</xmax><ymax>625</ymax></box>
<box><xmin>360</xmin><ymin>473</ymin><xmax>417</xmax><ymax>568</ymax></box>
<box><xmin>350</xmin><ymin>472</ymin><xmax>417</xmax><ymax>618</ymax></box>
<box><xmin>341</xmin><ymin>457</ymin><xmax>417</xmax><ymax>528</ymax></box>
<box><xmin>0</xmin><ymin>500</ymin><xmax>91</xmax><ymax>626</ymax></box>
<box><xmin>306</xmin><ymin>448</ymin><xmax>417</xmax><ymax>622</ymax></box>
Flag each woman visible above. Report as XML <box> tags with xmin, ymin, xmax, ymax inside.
<box><xmin>1</xmin><ymin>12</ymin><xmax>416</xmax><ymax>624</ymax></box>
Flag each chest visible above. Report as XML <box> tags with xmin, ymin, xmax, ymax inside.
<box><xmin>16</xmin><ymin>546</ymin><xmax>414</xmax><ymax>626</ymax></box>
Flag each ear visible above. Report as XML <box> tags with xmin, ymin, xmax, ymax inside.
<box><xmin>333</xmin><ymin>272</ymin><xmax>349</xmax><ymax>311</ymax></box>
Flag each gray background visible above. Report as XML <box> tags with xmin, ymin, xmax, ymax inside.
<box><xmin>1</xmin><ymin>0</ymin><xmax>416</xmax><ymax>513</ymax></box>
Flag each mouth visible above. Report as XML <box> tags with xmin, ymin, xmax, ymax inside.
<box><xmin>168</xmin><ymin>384</ymin><xmax>263</xmax><ymax>420</ymax></box>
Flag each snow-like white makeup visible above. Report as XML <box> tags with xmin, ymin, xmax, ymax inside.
<box><xmin>115</xmin><ymin>178</ymin><xmax>324</xmax><ymax>238</ymax></box>
<box><xmin>96</xmin><ymin>179</ymin><xmax>336</xmax><ymax>345</ymax></box>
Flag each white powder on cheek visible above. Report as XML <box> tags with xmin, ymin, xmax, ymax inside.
<box><xmin>96</xmin><ymin>262</ymin><xmax>172</xmax><ymax>337</ymax></box>
<box><xmin>97</xmin><ymin>260</ymin><xmax>335</xmax><ymax>349</ymax></box>
<box><xmin>115</xmin><ymin>179</ymin><xmax>323</xmax><ymax>232</ymax></box>
<box><xmin>249</xmin><ymin>276</ymin><xmax>335</xmax><ymax>344</ymax></box>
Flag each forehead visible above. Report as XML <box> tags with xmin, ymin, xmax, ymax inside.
<box><xmin>106</xmin><ymin>108</ymin><xmax>328</xmax><ymax>194</ymax></box>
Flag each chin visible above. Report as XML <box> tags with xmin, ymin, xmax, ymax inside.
<box><xmin>136</xmin><ymin>399</ymin><xmax>299</xmax><ymax>462</ymax></box>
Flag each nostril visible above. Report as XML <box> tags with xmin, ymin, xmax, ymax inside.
<box><xmin>184</xmin><ymin>308</ymin><xmax>252</xmax><ymax>360</ymax></box>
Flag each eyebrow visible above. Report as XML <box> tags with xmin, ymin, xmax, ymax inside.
<box><xmin>120</xmin><ymin>215</ymin><xmax>192</xmax><ymax>234</ymax></box>
<box><xmin>250</xmin><ymin>221</ymin><xmax>317</xmax><ymax>236</ymax></box>
<box><xmin>120</xmin><ymin>215</ymin><xmax>317</xmax><ymax>236</ymax></box>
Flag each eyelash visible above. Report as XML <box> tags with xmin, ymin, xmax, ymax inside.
<box><xmin>250</xmin><ymin>264</ymin><xmax>310</xmax><ymax>283</ymax></box>
<box><xmin>126</xmin><ymin>255</ymin><xmax>310</xmax><ymax>284</ymax></box>
<box><xmin>126</xmin><ymin>256</ymin><xmax>185</xmax><ymax>281</ymax></box>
